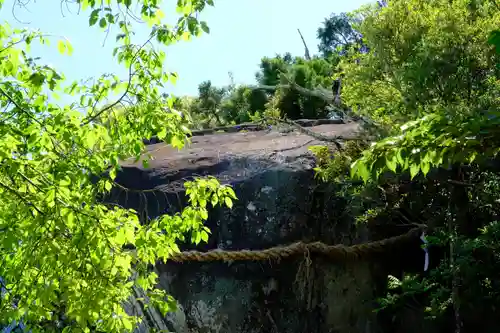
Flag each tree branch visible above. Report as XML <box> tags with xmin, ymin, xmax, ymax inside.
<box><xmin>82</xmin><ymin>30</ymin><xmax>158</xmax><ymax>126</ymax></box>
<box><xmin>265</xmin><ymin>116</ymin><xmax>366</xmax><ymax>150</ymax></box>
<box><xmin>297</xmin><ymin>28</ymin><xmax>311</xmax><ymax>60</ymax></box>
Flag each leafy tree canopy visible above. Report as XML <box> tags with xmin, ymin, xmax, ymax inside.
<box><xmin>339</xmin><ymin>0</ymin><xmax>500</xmax><ymax>182</ymax></box>
<box><xmin>340</xmin><ymin>0</ymin><xmax>500</xmax><ymax>128</ymax></box>
<box><xmin>310</xmin><ymin>1</ymin><xmax>500</xmax><ymax>328</ymax></box>
<box><xmin>0</xmin><ymin>0</ymin><xmax>237</xmax><ymax>332</ymax></box>
<box><xmin>316</xmin><ymin>12</ymin><xmax>363</xmax><ymax>57</ymax></box>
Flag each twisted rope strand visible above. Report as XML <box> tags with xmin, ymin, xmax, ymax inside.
<box><xmin>168</xmin><ymin>228</ymin><xmax>421</xmax><ymax>263</ymax></box>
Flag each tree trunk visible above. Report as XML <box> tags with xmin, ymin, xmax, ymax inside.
<box><xmin>448</xmin><ymin>166</ymin><xmax>468</xmax><ymax>333</ymax></box>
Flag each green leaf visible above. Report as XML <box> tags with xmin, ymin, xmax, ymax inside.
<box><xmin>224</xmin><ymin>197</ymin><xmax>233</xmax><ymax>208</ymax></box>
<box><xmin>169</xmin><ymin>72</ymin><xmax>178</xmax><ymax>85</ymax></box>
<box><xmin>57</xmin><ymin>40</ymin><xmax>66</xmax><ymax>54</ymax></box>
<box><xmin>29</xmin><ymin>73</ymin><xmax>46</xmax><ymax>87</ymax></box>
<box><xmin>106</xmin><ymin>13</ymin><xmax>115</xmax><ymax>24</ymax></box>
<box><xmin>65</xmin><ymin>39</ymin><xmax>74</xmax><ymax>55</ymax></box>
<box><xmin>89</xmin><ymin>9</ymin><xmax>100</xmax><ymax>26</ymax></box>
<box><xmin>116</xmin><ymin>229</ymin><xmax>127</xmax><ymax>245</ymax></box>
<box><xmin>122</xmin><ymin>318</ymin><xmax>133</xmax><ymax>331</ymax></box>
<box><xmin>410</xmin><ymin>163</ymin><xmax>420</xmax><ymax>179</ymax></box>
<box><xmin>200</xmin><ymin>230</ymin><xmax>209</xmax><ymax>243</ymax></box>
<box><xmin>66</xmin><ymin>210</ymin><xmax>75</xmax><ymax>228</ymax></box>
<box><xmin>171</xmin><ymin>135</ymin><xmax>184</xmax><ymax>149</ymax></box>
<box><xmin>192</xmin><ymin>230</ymin><xmax>201</xmax><ymax>245</ymax></box>
<box><xmin>200</xmin><ymin>21</ymin><xmax>210</xmax><ymax>34</ymax></box>
<box><xmin>421</xmin><ymin>161</ymin><xmax>430</xmax><ymax>176</ymax></box>
<box><xmin>351</xmin><ymin>159</ymin><xmax>370</xmax><ymax>182</ymax></box>
<box><xmin>226</xmin><ymin>188</ymin><xmax>237</xmax><ymax>200</ymax></box>
<box><xmin>99</xmin><ymin>17</ymin><xmax>107</xmax><ymax>28</ymax></box>
<box><xmin>385</xmin><ymin>154</ymin><xmax>397</xmax><ymax>173</ymax></box>
<box><xmin>109</xmin><ymin>167</ymin><xmax>117</xmax><ymax>180</ymax></box>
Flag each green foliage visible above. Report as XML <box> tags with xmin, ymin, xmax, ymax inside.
<box><xmin>257</xmin><ymin>55</ymin><xmax>336</xmax><ymax>120</ymax></box>
<box><xmin>350</xmin><ymin>106</ymin><xmax>500</xmax><ymax>183</ymax></box>
<box><xmin>220</xmin><ymin>85</ymin><xmax>268</xmax><ymax>124</ymax></box>
<box><xmin>176</xmin><ymin>78</ymin><xmax>268</xmax><ymax>128</ymax></box>
<box><xmin>277</xmin><ymin>57</ymin><xmax>335</xmax><ymax>119</ymax></box>
<box><xmin>308</xmin><ymin>140</ymin><xmax>382</xmax><ymax>226</ymax></box>
<box><xmin>309</xmin><ymin>141</ymin><xmax>368</xmax><ymax>183</ymax></box>
<box><xmin>376</xmin><ymin>274</ymin><xmax>437</xmax><ymax>315</ymax></box>
<box><xmin>294</xmin><ymin>0</ymin><xmax>500</xmax><ymax>329</ymax></box>
<box><xmin>176</xmin><ymin>51</ymin><xmax>341</xmax><ymax>129</ymax></box>
<box><xmin>0</xmin><ymin>0</ymin><xmax>240</xmax><ymax>331</ymax></box>
<box><xmin>326</xmin><ymin>0</ymin><xmax>500</xmax><ymax>329</ymax></box>
<box><xmin>378</xmin><ymin>217</ymin><xmax>500</xmax><ymax>322</ymax></box>
<box><xmin>316</xmin><ymin>12</ymin><xmax>363</xmax><ymax>58</ymax></box>
<box><xmin>339</xmin><ymin>0</ymin><xmax>500</xmax><ymax>125</ymax></box>
<box><xmin>266</xmin><ymin>1</ymin><xmax>500</xmax><ymax>330</ymax></box>
<box><xmin>255</xmin><ymin>53</ymin><xmax>295</xmax><ymax>87</ymax></box>
<box><xmin>335</xmin><ymin>0</ymin><xmax>500</xmax><ymax>182</ymax></box>
<box><xmin>194</xmin><ymin>80</ymin><xmax>228</xmax><ymax>125</ymax></box>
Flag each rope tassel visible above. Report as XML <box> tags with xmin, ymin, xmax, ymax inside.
<box><xmin>420</xmin><ymin>232</ymin><xmax>429</xmax><ymax>272</ymax></box>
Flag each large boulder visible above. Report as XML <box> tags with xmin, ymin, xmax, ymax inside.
<box><xmin>108</xmin><ymin>123</ymin><xmax>422</xmax><ymax>333</ymax></box>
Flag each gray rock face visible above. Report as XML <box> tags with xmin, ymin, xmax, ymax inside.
<box><xmin>109</xmin><ymin>123</ymin><xmax>409</xmax><ymax>333</ymax></box>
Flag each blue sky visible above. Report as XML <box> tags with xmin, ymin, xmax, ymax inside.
<box><xmin>0</xmin><ymin>0</ymin><xmax>370</xmax><ymax>97</ymax></box>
